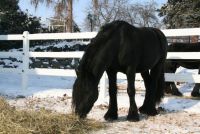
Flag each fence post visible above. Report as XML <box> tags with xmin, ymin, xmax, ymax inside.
<box><xmin>99</xmin><ymin>72</ymin><xmax>107</xmax><ymax>102</ymax></box>
<box><xmin>22</xmin><ymin>31</ymin><xmax>29</xmax><ymax>90</ymax></box>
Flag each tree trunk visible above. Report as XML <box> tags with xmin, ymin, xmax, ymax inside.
<box><xmin>67</xmin><ymin>0</ymin><xmax>73</xmax><ymax>32</ymax></box>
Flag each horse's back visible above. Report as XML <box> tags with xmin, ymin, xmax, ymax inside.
<box><xmin>80</xmin><ymin>21</ymin><xmax>167</xmax><ymax>75</ymax></box>
<box><xmin>118</xmin><ymin>24</ymin><xmax>167</xmax><ymax>71</ymax></box>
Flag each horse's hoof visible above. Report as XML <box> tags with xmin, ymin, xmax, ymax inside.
<box><xmin>127</xmin><ymin>114</ymin><xmax>140</xmax><ymax>122</ymax></box>
<box><xmin>104</xmin><ymin>115</ymin><xmax>118</xmax><ymax>121</ymax></box>
<box><xmin>172</xmin><ymin>90</ymin><xmax>183</xmax><ymax>96</ymax></box>
<box><xmin>104</xmin><ymin>112</ymin><xmax>118</xmax><ymax>121</ymax></box>
<box><xmin>165</xmin><ymin>88</ymin><xmax>172</xmax><ymax>94</ymax></box>
<box><xmin>139</xmin><ymin>106</ymin><xmax>148</xmax><ymax>114</ymax></box>
<box><xmin>191</xmin><ymin>91</ymin><xmax>200</xmax><ymax>97</ymax></box>
<box><xmin>139</xmin><ymin>106</ymin><xmax>158</xmax><ymax>116</ymax></box>
<box><xmin>78</xmin><ymin>113</ymin><xmax>87</xmax><ymax>119</ymax></box>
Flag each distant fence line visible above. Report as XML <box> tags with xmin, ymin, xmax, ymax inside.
<box><xmin>0</xmin><ymin>28</ymin><xmax>200</xmax><ymax>99</ymax></box>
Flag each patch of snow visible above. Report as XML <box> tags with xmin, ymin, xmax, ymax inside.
<box><xmin>0</xmin><ymin>72</ymin><xmax>200</xmax><ymax>114</ymax></box>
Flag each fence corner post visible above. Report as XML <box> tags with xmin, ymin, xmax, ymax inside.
<box><xmin>22</xmin><ymin>31</ymin><xmax>29</xmax><ymax>90</ymax></box>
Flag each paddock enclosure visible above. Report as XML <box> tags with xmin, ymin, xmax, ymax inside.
<box><xmin>0</xmin><ymin>28</ymin><xmax>200</xmax><ymax>100</ymax></box>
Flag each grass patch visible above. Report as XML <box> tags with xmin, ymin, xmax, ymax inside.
<box><xmin>0</xmin><ymin>97</ymin><xmax>105</xmax><ymax>134</ymax></box>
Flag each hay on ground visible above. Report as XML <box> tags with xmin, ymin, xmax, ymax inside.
<box><xmin>0</xmin><ymin>97</ymin><xmax>105</xmax><ymax>134</ymax></box>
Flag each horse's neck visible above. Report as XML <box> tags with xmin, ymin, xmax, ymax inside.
<box><xmin>89</xmin><ymin>68</ymin><xmax>105</xmax><ymax>85</ymax></box>
<box><xmin>79</xmin><ymin>60</ymin><xmax>105</xmax><ymax>85</ymax></box>
<box><xmin>81</xmin><ymin>55</ymin><xmax>107</xmax><ymax>85</ymax></box>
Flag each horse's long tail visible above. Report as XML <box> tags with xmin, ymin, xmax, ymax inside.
<box><xmin>153</xmin><ymin>28</ymin><xmax>167</xmax><ymax>104</ymax></box>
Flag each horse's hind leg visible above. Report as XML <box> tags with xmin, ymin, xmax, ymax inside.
<box><xmin>140</xmin><ymin>70</ymin><xmax>151</xmax><ymax>103</ymax></box>
<box><xmin>166</xmin><ymin>82</ymin><xmax>182</xmax><ymax>96</ymax></box>
<box><xmin>141</xmin><ymin>71</ymin><xmax>150</xmax><ymax>94</ymax></box>
<box><xmin>170</xmin><ymin>82</ymin><xmax>182</xmax><ymax>96</ymax></box>
<box><xmin>139</xmin><ymin>62</ymin><xmax>164</xmax><ymax>116</ymax></box>
<box><xmin>139</xmin><ymin>71</ymin><xmax>157</xmax><ymax>115</ymax></box>
<box><xmin>126</xmin><ymin>67</ymin><xmax>139</xmax><ymax>121</ymax></box>
<box><xmin>104</xmin><ymin>70</ymin><xmax>118</xmax><ymax>120</ymax></box>
<box><xmin>191</xmin><ymin>67</ymin><xmax>200</xmax><ymax>97</ymax></box>
<box><xmin>192</xmin><ymin>83</ymin><xmax>200</xmax><ymax>97</ymax></box>
<box><xmin>165</xmin><ymin>61</ymin><xmax>182</xmax><ymax>96</ymax></box>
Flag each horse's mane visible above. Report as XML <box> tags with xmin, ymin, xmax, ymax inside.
<box><xmin>77</xmin><ymin>21</ymin><xmax>127</xmax><ymax>74</ymax></box>
<box><xmin>168</xmin><ymin>42</ymin><xmax>200</xmax><ymax>52</ymax></box>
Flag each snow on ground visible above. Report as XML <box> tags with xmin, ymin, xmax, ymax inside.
<box><xmin>0</xmin><ymin>73</ymin><xmax>74</xmax><ymax>98</ymax></box>
<box><xmin>0</xmin><ymin>68</ymin><xmax>200</xmax><ymax>113</ymax></box>
<box><xmin>0</xmin><ymin>67</ymin><xmax>200</xmax><ymax>133</ymax></box>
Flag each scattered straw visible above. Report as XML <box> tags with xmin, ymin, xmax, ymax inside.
<box><xmin>0</xmin><ymin>97</ymin><xmax>105</xmax><ymax>134</ymax></box>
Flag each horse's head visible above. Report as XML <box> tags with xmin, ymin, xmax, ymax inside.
<box><xmin>72</xmin><ymin>72</ymin><xmax>99</xmax><ymax>118</ymax></box>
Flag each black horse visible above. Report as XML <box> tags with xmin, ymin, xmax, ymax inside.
<box><xmin>165</xmin><ymin>42</ymin><xmax>200</xmax><ymax>97</ymax></box>
<box><xmin>72</xmin><ymin>21</ymin><xmax>167</xmax><ymax>121</ymax></box>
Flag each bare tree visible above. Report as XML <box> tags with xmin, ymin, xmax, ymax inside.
<box><xmin>128</xmin><ymin>1</ymin><xmax>160</xmax><ymax>27</ymax></box>
<box><xmin>84</xmin><ymin>0</ymin><xmax>161</xmax><ymax>31</ymax></box>
<box><xmin>83</xmin><ymin>0</ymin><xmax>128</xmax><ymax>31</ymax></box>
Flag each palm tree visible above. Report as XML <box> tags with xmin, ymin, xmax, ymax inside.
<box><xmin>92</xmin><ymin>0</ymin><xmax>98</xmax><ymax>11</ymax></box>
<box><xmin>31</xmin><ymin>0</ymin><xmax>73</xmax><ymax>32</ymax></box>
<box><xmin>67</xmin><ymin>0</ymin><xmax>73</xmax><ymax>32</ymax></box>
<box><xmin>31</xmin><ymin>0</ymin><xmax>98</xmax><ymax>32</ymax></box>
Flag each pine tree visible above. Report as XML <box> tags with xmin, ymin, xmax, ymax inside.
<box><xmin>0</xmin><ymin>0</ymin><xmax>42</xmax><ymax>34</ymax></box>
<box><xmin>159</xmin><ymin>0</ymin><xmax>200</xmax><ymax>28</ymax></box>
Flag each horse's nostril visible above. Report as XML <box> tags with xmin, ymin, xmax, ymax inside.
<box><xmin>79</xmin><ymin>114</ymin><xmax>86</xmax><ymax>119</ymax></box>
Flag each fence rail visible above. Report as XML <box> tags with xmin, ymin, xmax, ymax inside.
<box><xmin>29</xmin><ymin>52</ymin><xmax>84</xmax><ymax>58</ymax></box>
<box><xmin>0</xmin><ymin>28</ymin><xmax>200</xmax><ymax>99</ymax></box>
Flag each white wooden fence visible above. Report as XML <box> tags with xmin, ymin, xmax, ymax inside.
<box><xmin>0</xmin><ymin>28</ymin><xmax>200</xmax><ymax>99</ymax></box>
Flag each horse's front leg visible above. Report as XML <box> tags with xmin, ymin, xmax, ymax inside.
<box><xmin>104</xmin><ymin>70</ymin><xmax>118</xmax><ymax>121</ymax></box>
<box><xmin>126</xmin><ymin>67</ymin><xmax>139</xmax><ymax>121</ymax></box>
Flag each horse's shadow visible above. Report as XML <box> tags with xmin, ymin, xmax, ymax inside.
<box><xmin>103</xmin><ymin>115</ymin><xmax>146</xmax><ymax>123</ymax></box>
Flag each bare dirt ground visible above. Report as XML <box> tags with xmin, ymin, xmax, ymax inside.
<box><xmin>7</xmin><ymin>92</ymin><xmax>200</xmax><ymax>134</ymax></box>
